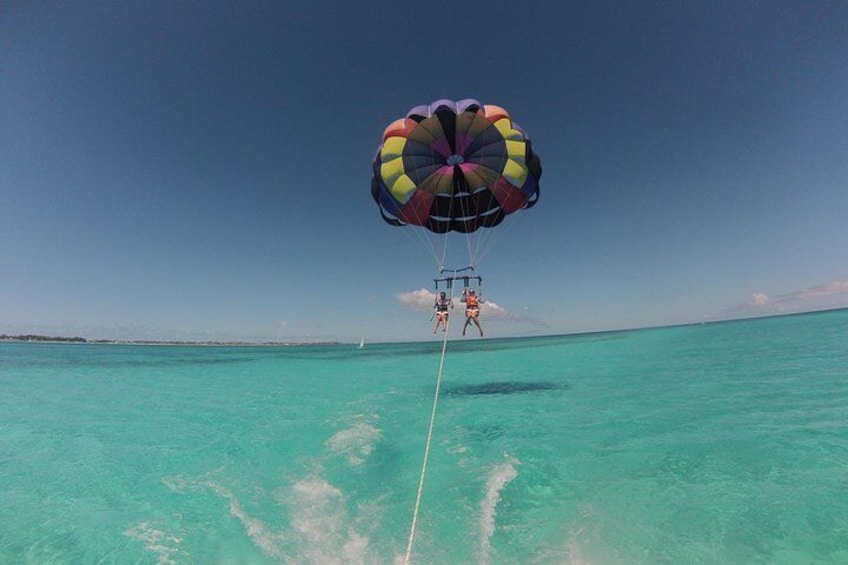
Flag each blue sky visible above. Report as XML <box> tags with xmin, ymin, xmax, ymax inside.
<box><xmin>2</xmin><ymin>1</ymin><xmax>847</xmax><ymax>343</ymax></box>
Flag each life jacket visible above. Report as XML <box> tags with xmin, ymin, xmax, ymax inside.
<box><xmin>465</xmin><ymin>294</ymin><xmax>478</xmax><ymax>307</ymax></box>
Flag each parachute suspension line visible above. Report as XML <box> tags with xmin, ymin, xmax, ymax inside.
<box><xmin>463</xmin><ymin>191</ymin><xmax>477</xmax><ymax>269</ymax></box>
<box><xmin>470</xmin><ymin>185</ymin><xmax>501</xmax><ymax>267</ymax></box>
<box><xmin>476</xmin><ymin>207</ymin><xmax>524</xmax><ymax>267</ymax></box>
<box><xmin>404</xmin><ymin>282</ymin><xmax>455</xmax><ymax>565</ymax></box>
<box><xmin>452</xmin><ymin>174</ymin><xmax>476</xmax><ymax>269</ymax></box>
<box><xmin>398</xmin><ymin>222</ymin><xmax>441</xmax><ymax>269</ymax></box>
<box><xmin>470</xmin><ymin>216</ymin><xmax>494</xmax><ymax>267</ymax></box>
<box><xmin>399</xmin><ymin>177</ymin><xmax>441</xmax><ymax>269</ymax></box>
<box><xmin>439</xmin><ymin>222</ymin><xmax>451</xmax><ymax>272</ymax></box>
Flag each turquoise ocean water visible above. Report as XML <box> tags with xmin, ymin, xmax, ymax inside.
<box><xmin>2</xmin><ymin>309</ymin><xmax>847</xmax><ymax>564</ymax></box>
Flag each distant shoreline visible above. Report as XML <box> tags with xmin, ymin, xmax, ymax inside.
<box><xmin>0</xmin><ymin>335</ymin><xmax>341</xmax><ymax>347</ymax></box>
<box><xmin>3</xmin><ymin>307</ymin><xmax>846</xmax><ymax>348</ymax></box>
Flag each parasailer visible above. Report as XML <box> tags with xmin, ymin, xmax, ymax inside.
<box><xmin>381</xmin><ymin>103</ymin><xmax>543</xmax><ymax>564</ymax></box>
<box><xmin>371</xmin><ymin>99</ymin><xmax>541</xmax><ymax>336</ymax></box>
<box><xmin>432</xmin><ymin>291</ymin><xmax>452</xmax><ymax>334</ymax></box>
<box><xmin>460</xmin><ymin>288</ymin><xmax>484</xmax><ymax>337</ymax></box>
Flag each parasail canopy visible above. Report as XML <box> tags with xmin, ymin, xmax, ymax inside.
<box><xmin>371</xmin><ymin>99</ymin><xmax>541</xmax><ymax>235</ymax></box>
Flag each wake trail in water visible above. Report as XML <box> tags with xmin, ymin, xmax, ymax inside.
<box><xmin>477</xmin><ymin>454</ymin><xmax>520</xmax><ymax>565</ymax></box>
<box><xmin>123</xmin><ymin>522</ymin><xmax>183</xmax><ymax>565</ymax></box>
<box><xmin>326</xmin><ymin>421</ymin><xmax>382</xmax><ymax>467</ymax></box>
<box><xmin>157</xmin><ymin>418</ymin><xmax>383</xmax><ymax>564</ymax></box>
<box><xmin>289</xmin><ymin>476</ymin><xmax>370</xmax><ymax>564</ymax></box>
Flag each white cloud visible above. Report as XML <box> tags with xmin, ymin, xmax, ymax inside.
<box><xmin>481</xmin><ymin>300</ymin><xmax>510</xmax><ymax>319</ymax></box>
<box><xmin>798</xmin><ymin>278</ymin><xmax>848</xmax><ymax>298</ymax></box>
<box><xmin>730</xmin><ymin>278</ymin><xmax>848</xmax><ymax>317</ymax></box>
<box><xmin>396</xmin><ymin>288</ymin><xmax>437</xmax><ymax>312</ymax></box>
<box><xmin>749</xmin><ymin>292</ymin><xmax>770</xmax><ymax>306</ymax></box>
<box><xmin>395</xmin><ymin>289</ymin><xmax>523</xmax><ymax>322</ymax></box>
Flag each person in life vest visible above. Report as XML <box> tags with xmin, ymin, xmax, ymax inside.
<box><xmin>461</xmin><ymin>288</ymin><xmax>484</xmax><ymax>337</ymax></box>
<box><xmin>433</xmin><ymin>291</ymin><xmax>453</xmax><ymax>333</ymax></box>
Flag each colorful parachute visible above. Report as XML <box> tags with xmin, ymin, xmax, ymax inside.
<box><xmin>371</xmin><ymin>99</ymin><xmax>541</xmax><ymax>234</ymax></box>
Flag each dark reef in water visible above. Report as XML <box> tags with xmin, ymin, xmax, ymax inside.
<box><xmin>445</xmin><ymin>381</ymin><xmax>567</xmax><ymax>396</ymax></box>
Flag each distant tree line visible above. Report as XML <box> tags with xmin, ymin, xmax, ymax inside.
<box><xmin>0</xmin><ymin>335</ymin><xmax>342</xmax><ymax>346</ymax></box>
<box><xmin>0</xmin><ymin>334</ymin><xmax>87</xmax><ymax>343</ymax></box>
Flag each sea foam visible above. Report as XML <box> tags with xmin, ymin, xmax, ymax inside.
<box><xmin>477</xmin><ymin>454</ymin><xmax>520</xmax><ymax>564</ymax></box>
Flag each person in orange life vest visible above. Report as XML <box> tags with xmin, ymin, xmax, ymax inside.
<box><xmin>433</xmin><ymin>291</ymin><xmax>453</xmax><ymax>333</ymax></box>
<box><xmin>461</xmin><ymin>288</ymin><xmax>484</xmax><ymax>337</ymax></box>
